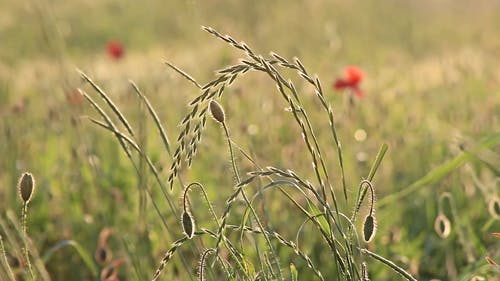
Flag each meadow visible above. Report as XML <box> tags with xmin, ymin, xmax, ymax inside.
<box><xmin>0</xmin><ymin>0</ymin><xmax>499</xmax><ymax>280</ymax></box>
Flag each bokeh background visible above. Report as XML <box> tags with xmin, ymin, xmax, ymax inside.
<box><xmin>0</xmin><ymin>0</ymin><xmax>499</xmax><ymax>280</ymax></box>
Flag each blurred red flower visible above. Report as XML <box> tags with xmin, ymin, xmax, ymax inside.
<box><xmin>333</xmin><ymin>66</ymin><xmax>364</xmax><ymax>98</ymax></box>
<box><xmin>66</xmin><ymin>88</ymin><xmax>84</xmax><ymax>106</ymax></box>
<box><xmin>106</xmin><ymin>40</ymin><xmax>124</xmax><ymax>60</ymax></box>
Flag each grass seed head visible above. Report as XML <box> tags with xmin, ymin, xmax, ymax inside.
<box><xmin>182</xmin><ymin>211</ymin><xmax>195</xmax><ymax>239</ymax></box>
<box><xmin>18</xmin><ymin>172</ymin><xmax>35</xmax><ymax>203</ymax></box>
<box><xmin>209</xmin><ymin>100</ymin><xmax>225</xmax><ymax>124</ymax></box>
<box><xmin>362</xmin><ymin>214</ymin><xmax>377</xmax><ymax>243</ymax></box>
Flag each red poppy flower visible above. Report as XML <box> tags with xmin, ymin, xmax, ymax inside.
<box><xmin>106</xmin><ymin>40</ymin><xmax>124</xmax><ymax>60</ymax></box>
<box><xmin>333</xmin><ymin>66</ymin><xmax>364</xmax><ymax>98</ymax></box>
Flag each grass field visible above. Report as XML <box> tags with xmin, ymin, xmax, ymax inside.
<box><xmin>0</xmin><ymin>0</ymin><xmax>499</xmax><ymax>280</ymax></box>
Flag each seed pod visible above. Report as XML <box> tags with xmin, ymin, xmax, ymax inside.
<box><xmin>98</xmin><ymin>228</ymin><xmax>113</xmax><ymax>247</ymax></box>
<box><xmin>362</xmin><ymin>214</ymin><xmax>377</xmax><ymax>242</ymax></box>
<box><xmin>209</xmin><ymin>100</ymin><xmax>225</xmax><ymax>124</ymax></box>
<box><xmin>18</xmin><ymin>173</ymin><xmax>35</xmax><ymax>203</ymax></box>
<box><xmin>181</xmin><ymin>211</ymin><xmax>195</xmax><ymax>239</ymax></box>
<box><xmin>100</xmin><ymin>259</ymin><xmax>124</xmax><ymax>281</ymax></box>
<box><xmin>95</xmin><ymin>246</ymin><xmax>112</xmax><ymax>265</ymax></box>
<box><xmin>434</xmin><ymin>214</ymin><xmax>451</xmax><ymax>238</ymax></box>
<box><xmin>485</xmin><ymin>256</ymin><xmax>498</xmax><ymax>266</ymax></box>
<box><xmin>487</xmin><ymin>197</ymin><xmax>500</xmax><ymax>220</ymax></box>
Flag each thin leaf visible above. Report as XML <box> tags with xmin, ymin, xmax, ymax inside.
<box><xmin>42</xmin><ymin>240</ymin><xmax>98</xmax><ymax>277</ymax></box>
<box><xmin>379</xmin><ymin>132</ymin><xmax>500</xmax><ymax>207</ymax></box>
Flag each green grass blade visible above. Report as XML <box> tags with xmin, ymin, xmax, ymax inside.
<box><xmin>379</xmin><ymin>132</ymin><xmax>500</xmax><ymax>207</ymax></box>
<box><xmin>361</xmin><ymin>248</ymin><xmax>417</xmax><ymax>281</ymax></box>
<box><xmin>78</xmin><ymin>70</ymin><xmax>135</xmax><ymax>137</ymax></box>
<box><xmin>352</xmin><ymin>143</ymin><xmax>388</xmax><ymax>221</ymax></box>
<box><xmin>42</xmin><ymin>240</ymin><xmax>98</xmax><ymax>277</ymax></box>
<box><xmin>367</xmin><ymin>143</ymin><xmax>389</xmax><ymax>182</ymax></box>
<box><xmin>164</xmin><ymin>61</ymin><xmax>202</xmax><ymax>89</ymax></box>
<box><xmin>129</xmin><ymin>80</ymin><xmax>172</xmax><ymax>155</ymax></box>
<box><xmin>289</xmin><ymin>263</ymin><xmax>298</xmax><ymax>281</ymax></box>
<box><xmin>307</xmin><ymin>203</ymin><xmax>330</xmax><ymax>234</ymax></box>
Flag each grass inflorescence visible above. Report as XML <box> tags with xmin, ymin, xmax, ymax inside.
<box><xmin>77</xmin><ymin>26</ymin><xmax>419</xmax><ymax>280</ymax></box>
<box><xmin>69</xmin><ymin>27</ymin><xmax>418</xmax><ymax>280</ymax></box>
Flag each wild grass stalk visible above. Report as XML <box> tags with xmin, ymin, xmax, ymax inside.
<box><xmin>360</xmin><ymin>248</ymin><xmax>417</xmax><ymax>281</ymax></box>
<box><xmin>81</xmin><ymin>26</ymin><xmax>417</xmax><ymax>280</ymax></box>
<box><xmin>2</xmin><ymin>210</ymin><xmax>52</xmax><ymax>281</ymax></box>
<box><xmin>162</xmin><ymin>26</ymin><xmax>415</xmax><ymax>280</ymax></box>
<box><xmin>78</xmin><ymin>87</ymin><xmax>197</xmax><ymax>279</ymax></box>
<box><xmin>0</xmin><ymin>235</ymin><xmax>16</xmax><ymax>281</ymax></box>
<box><xmin>208</xmin><ymin>99</ymin><xmax>284</xmax><ymax>279</ymax></box>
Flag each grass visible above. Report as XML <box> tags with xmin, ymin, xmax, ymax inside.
<box><xmin>0</xmin><ymin>0</ymin><xmax>499</xmax><ymax>280</ymax></box>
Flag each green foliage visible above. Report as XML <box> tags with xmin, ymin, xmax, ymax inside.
<box><xmin>0</xmin><ymin>1</ymin><xmax>499</xmax><ymax>280</ymax></box>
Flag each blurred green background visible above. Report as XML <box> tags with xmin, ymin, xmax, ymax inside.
<box><xmin>0</xmin><ymin>0</ymin><xmax>499</xmax><ymax>280</ymax></box>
